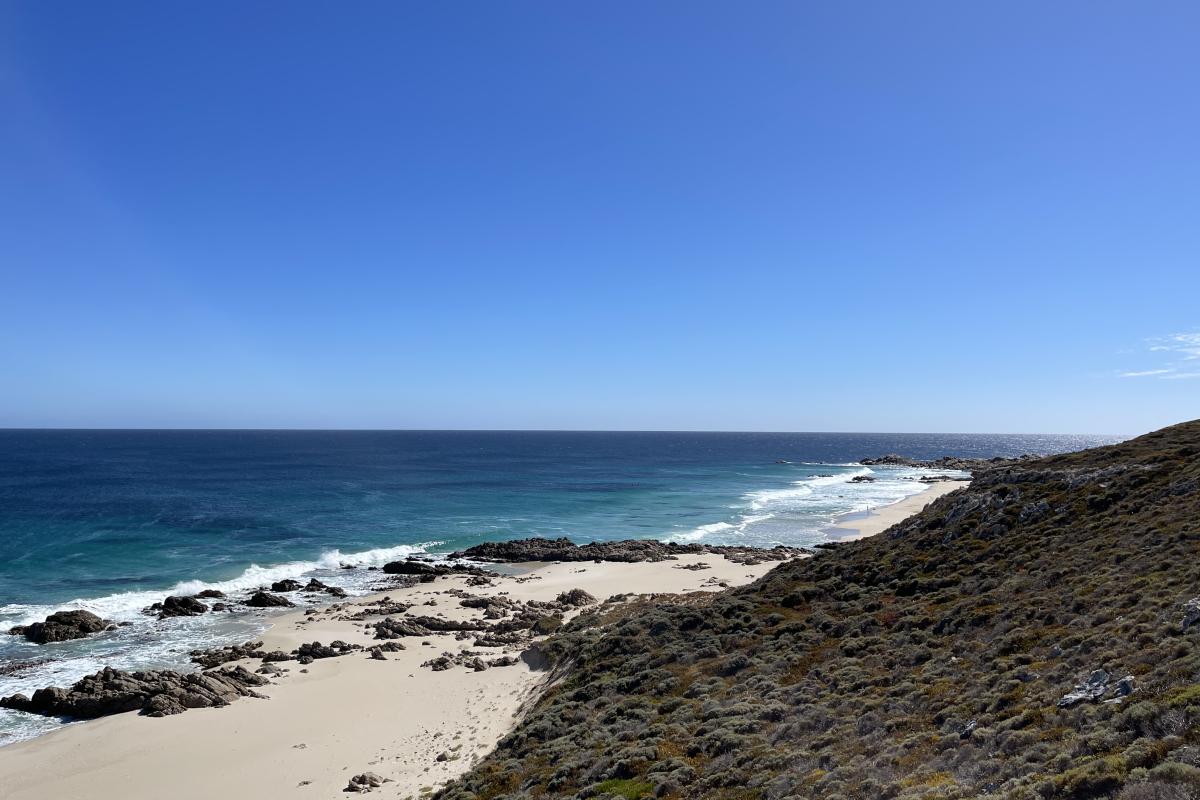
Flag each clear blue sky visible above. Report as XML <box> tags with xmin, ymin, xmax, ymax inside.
<box><xmin>1</xmin><ymin>3</ymin><xmax>1197</xmax><ymax>434</ymax></box>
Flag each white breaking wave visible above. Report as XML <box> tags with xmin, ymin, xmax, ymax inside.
<box><xmin>0</xmin><ymin>541</ymin><xmax>441</xmax><ymax>628</ymax></box>
<box><xmin>746</xmin><ymin>467</ymin><xmax>873</xmax><ymax>510</ymax></box>
<box><xmin>668</xmin><ymin>464</ymin><xmax>968</xmax><ymax>546</ymax></box>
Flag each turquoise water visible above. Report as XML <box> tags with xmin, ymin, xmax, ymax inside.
<box><xmin>0</xmin><ymin>429</ymin><xmax>1118</xmax><ymax>743</ymax></box>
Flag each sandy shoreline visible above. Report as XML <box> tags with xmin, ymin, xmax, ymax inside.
<box><xmin>824</xmin><ymin>480</ymin><xmax>967</xmax><ymax>540</ymax></box>
<box><xmin>0</xmin><ymin>484</ymin><xmax>964</xmax><ymax>799</ymax></box>
<box><xmin>0</xmin><ymin>555</ymin><xmax>781</xmax><ymax>800</ymax></box>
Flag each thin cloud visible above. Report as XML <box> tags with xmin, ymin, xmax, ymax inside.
<box><xmin>1119</xmin><ymin>369</ymin><xmax>1174</xmax><ymax>378</ymax></box>
<box><xmin>1148</xmin><ymin>332</ymin><xmax>1200</xmax><ymax>361</ymax></box>
<box><xmin>1119</xmin><ymin>330</ymin><xmax>1200</xmax><ymax>380</ymax></box>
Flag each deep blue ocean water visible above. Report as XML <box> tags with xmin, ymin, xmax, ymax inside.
<box><xmin>0</xmin><ymin>429</ymin><xmax>1120</xmax><ymax>743</ymax></box>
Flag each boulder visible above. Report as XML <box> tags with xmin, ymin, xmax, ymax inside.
<box><xmin>1058</xmin><ymin>669</ymin><xmax>1113</xmax><ymax>707</ymax></box>
<box><xmin>382</xmin><ymin>559</ymin><xmax>440</xmax><ymax>576</ymax></box>
<box><xmin>555</xmin><ymin>589</ymin><xmax>598</xmax><ymax>607</ymax></box>
<box><xmin>270</xmin><ymin>579</ymin><xmax>303</xmax><ymax>592</ymax></box>
<box><xmin>8</xmin><ymin>610</ymin><xmax>110</xmax><ymax>644</ymax></box>
<box><xmin>1183</xmin><ymin>597</ymin><xmax>1200</xmax><ymax>630</ymax></box>
<box><xmin>246</xmin><ymin>591</ymin><xmax>294</xmax><ymax>608</ymax></box>
<box><xmin>146</xmin><ymin>595</ymin><xmax>208</xmax><ymax>618</ymax></box>
<box><xmin>345</xmin><ymin>772</ymin><xmax>388</xmax><ymax>793</ymax></box>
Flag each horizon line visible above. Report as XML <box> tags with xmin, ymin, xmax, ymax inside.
<box><xmin>0</xmin><ymin>426</ymin><xmax>1130</xmax><ymax>438</ymax></box>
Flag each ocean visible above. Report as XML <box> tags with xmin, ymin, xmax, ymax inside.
<box><xmin>0</xmin><ymin>429</ymin><xmax>1119</xmax><ymax>744</ymax></box>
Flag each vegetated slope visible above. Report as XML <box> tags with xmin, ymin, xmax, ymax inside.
<box><xmin>435</xmin><ymin>420</ymin><xmax>1200</xmax><ymax>800</ymax></box>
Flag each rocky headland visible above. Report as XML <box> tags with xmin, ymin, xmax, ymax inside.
<box><xmin>433</xmin><ymin>420</ymin><xmax>1200</xmax><ymax>800</ymax></box>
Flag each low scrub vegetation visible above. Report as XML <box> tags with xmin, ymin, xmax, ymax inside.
<box><xmin>437</xmin><ymin>421</ymin><xmax>1200</xmax><ymax>799</ymax></box>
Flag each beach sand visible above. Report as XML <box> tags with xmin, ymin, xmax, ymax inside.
<box><xmin>0</xmin><ymin>555</ymin><xmax>779</xmax><ymax>800</ymax></box>
<box><xmin>824</xmin><ymin>480</ymin><xmax>968</xmax><ymax>540</ymax></box>
<box><xmin>0</xmin><ymin>484</ymin><xmax>963</xmax><ymax>799</ymax></box>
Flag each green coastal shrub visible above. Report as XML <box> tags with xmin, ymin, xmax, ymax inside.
<box><xmin>435</xmin><ymin>421</ymin><xmax>1200</xmax><ymax>800</ymax></box>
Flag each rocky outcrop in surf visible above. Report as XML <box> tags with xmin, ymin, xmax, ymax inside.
<box><xmin>7</xmin><ymin>610</ymin><xmax>111</xmax><ymax>644</ymax></box>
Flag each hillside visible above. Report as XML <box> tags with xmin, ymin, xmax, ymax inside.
<box><xmin>435</xmin><ymin>421</ymin><xmax>1200</xmax><ymax>800</ymax></box>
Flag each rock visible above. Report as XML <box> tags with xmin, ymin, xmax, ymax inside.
<box><xmin>325</xmin><ymin>586</ymin><xmax>348</xmax><ymax>598</ymax></box>
<box><xmin>344</xmin><ymin>772</ymin><xmax>388</xmax><ymax>793</ymax></box>
<box><xmin>146</xmin><ymin>595</ymin><xmax>208</xmax><ymax>618</ymax></box>
<box><xmin>195</xmin><ymin>589</ymin><xmax>226</xmax><ymax>599</ymax></box>
<box><xmin>190</xmin><ymin>640</ymin><xmax>267</xmax><ymax>668</ymax></box>
<box><xmin>423</xmin><ymin>655</ymin><xmax>454</xmax><ymax>671</ymax></box>
<box><xmin>382</xmin><ymin>559</ymin><xmax>441</xmax><ymax>576</ymax></box>
<box><xmin>488</xmin><ymin>655</ymin><xmax>520</xmax><ymax>667</ymax></box>
<box><xmin>1058</xmin><ymin>669</ymin><xmax>1112</xmax><ymax>707</ymax></box>
<box><xmin>451</xmin><ymin>537</ymin><xmax>806</xmax><ymax>565</ymax></box>
<box><xmin>368</xmin><ymin>647</ymin><xmax>387</xmax><ymax>660</ymax></box>
<box><xmin>849</xmin><ymin>475</ymin><xmax>876</xmax><ymax>483</ymax></box>
<box><xmin>294</xmin><ymin>640</ymin><xmax>357</xmax><ymax>660</ymax></box>
<box><xmin>1183</xmin><ymin>598</ymin><xmax>1200</xmax><ymax>630</ymax></box>
<box><xmin>271</xmin><ymin>579</ymin><xmax>303</xmax><ymax>592</ymax></box>
<box><xmin>0</xmin><ymin>665</ymin><xmax>267</xmax><ymax>719</ymax></box>
<box><xmin>374</xmin><ymin>616</ymin><xmax>485</xmax><ymax>640</ymax></box>
<box><xmin>555</xmin><ymin>589</ymin><xmax>598</xmax><ymax>607</ymax></box>
<box><xmin>302</xmin><ymin>579</ymin><xmax>329</xmax><ymax>591</ymax></box>
<box><xmin>436</xmin><ymin>751</ymin><xmax>450</xmax><ymax>761</ymax></box>
<box><xmin>246</xmin><ymin>591</ymin><xmax>294</xmax><ymax>608</ymax></box>
<box><xmin>8</xmin><ymin>610</ymin><xmax>110</xmax><ymax>644</ymax></box>
<box><xmin>381</xmin><ymin>558</ymin><xmax>497</xmax><ymax>579</ymax></box>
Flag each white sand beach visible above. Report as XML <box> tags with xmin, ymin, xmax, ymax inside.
<box><xmin>0</xmin><ymin>554</ymin><xmax>780</xmax><ymax>800</ymax></box>
<box><xmin>0</xmin><ymin>486</ymin><xmax>963</xmax><ymax>800</ymax></box>
<box><xmin>824</xmin><ymin>480</ymin><xmax>968</xmax><ymax>540</ymax></box>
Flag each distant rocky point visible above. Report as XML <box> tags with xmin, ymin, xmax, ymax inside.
<box><xmin>859</xmin><ymin>452</ymin><xmax>1039</xmax><ymax>473</ymax></box>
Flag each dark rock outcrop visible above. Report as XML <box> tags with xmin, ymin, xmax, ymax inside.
<box><xmin>555</xmin><ymin>589</ymin><xmax>597</xmax><ymax>607</ymax></box>
<box><xmin>381</xmin><ymin>558</ymin><xmax>497</xmax><ymax>580</ymax></box>
<box><xmin>145</xmin><ymin>595</ymin><xmax>208</xmax><ymax>618</ymax></box>
<box><xmin>245</xmin><ymin>591</ymin><xmax>293</xmax><ymax>608</ymax></box>
<box><xmin>451</xmin><ymin>537</ymin><xmax>805</xmax><ymax>565</ymax></box>
<box><xmin>294</xmin><ymin>640</ymin><xmax>359</xmax><ymax>660</ymax></box>
<box><xmin>8</xmin><ymin>610</ymin><xmax>110</xmax><ymax>644</ymax></box>
<box><xmin>190</xmin><ymin>640</ymin><xmax>266</xmax><ymax>668</ymax></box>
<box><xmin>0</xmin><ymin>665</ymin><xmax>267</xmax><ymax>719</ymax></box>
<box><xmin>270</xmin><ymin>579</ymin><xmax>303</xmax><ymax>592</ymax></box>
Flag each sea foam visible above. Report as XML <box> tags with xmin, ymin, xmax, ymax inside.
<box><xmin>0</xmin><ymin>541</ymin><xmax>439</xmax><ymax>628</ymax></box>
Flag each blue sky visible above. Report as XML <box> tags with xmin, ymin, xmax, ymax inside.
<box><xmin>1</xmin><ymin>2</ymin><xmax>1196</xmax><ymax>434</ymax></box>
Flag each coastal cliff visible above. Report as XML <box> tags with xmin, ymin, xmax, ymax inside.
<box><xmin>435</xmin><ymin>420</ymin><xmax>1200</xmax><ymax>800</ymax></box>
